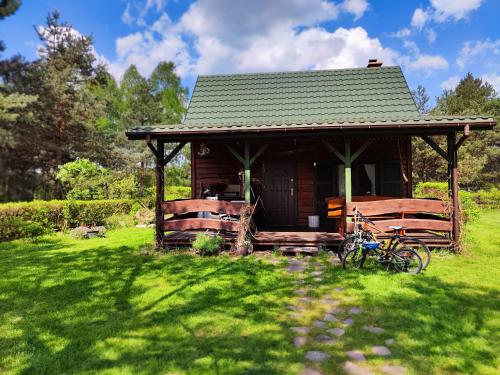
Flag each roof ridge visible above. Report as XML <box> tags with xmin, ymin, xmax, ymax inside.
<box><xmin>197</xmin><ymin>65</ymin><xmax>401</xmax><ymax>79</ymax></box>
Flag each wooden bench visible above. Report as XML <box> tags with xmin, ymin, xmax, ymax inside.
<box><xmin>162</xmin><ymin>199</ymin><xmax>249</xmax><ymax>232</ymax></box>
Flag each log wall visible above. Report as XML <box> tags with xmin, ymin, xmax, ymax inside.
<box><xmin>191</xmin><ymin>137</ymin><xmax>411</xmax><ymax>227</ymax></box>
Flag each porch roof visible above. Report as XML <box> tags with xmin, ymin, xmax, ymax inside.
<box><xmin>126</xmin><ymin>116</ymin><xmax>495</xmax><ymax>139</ymax></box>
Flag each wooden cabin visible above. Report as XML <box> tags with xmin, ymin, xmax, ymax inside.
<box><xmin>126</xmin><ymin>60</ymin><xmax>495</xmax><ymax>251</ymax></box>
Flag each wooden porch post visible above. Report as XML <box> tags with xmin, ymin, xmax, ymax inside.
<box><xmin>155</xmin><ymin>140</ymin><xmax>165</xmax><ymax>249</ymax></box>
<box><xmin>345</xmin><ymin>139</ymin><xmax>352</xmax><ymax>203</ymax></box>
<box><xmin>447</xmin><ymin>132</ymin><xmax>460</xmax><ymax>243</ymax></box>
<box><xmin>227</xmin><ymin>142</ymin><xmax>268</xmax><ymax>203</ymax></box>
<box><xmin>244</xmin><ymin>142</ymin><xmax>251</xmax><ymax>203</ymax></box>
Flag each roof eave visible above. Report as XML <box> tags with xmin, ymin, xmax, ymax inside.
<box><xmin>125</xmin><ymin>118</ymin><xmax>496</xmax><ymax>140</ymax></box>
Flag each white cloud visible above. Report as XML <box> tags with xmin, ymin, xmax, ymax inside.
<box><xmin>106</xmin><ymin>29</ymin><xmax>193</xmax><ymax>80</ymax></box>
<box><xmin>391</xmin><ymin>28</ymin><xmax>412</xmax><ymax>39</ymax></box>
<box><xmin>457</xmin><ymin>39</ymin><xmax>500</xmax><ymax>69</ymax></box>
<box><xmin>341</xmin><ymin>0</ymin><xmax>369</xmax><ymax>20</ymax></box>
<box><xmin>408</xmin><ymin>54</ymin><xmax>449</xmax><ymax>72</ymax></box>
<box><xmin>411</xmin><ymin>0</ymin><xmax>483</xmax><ymax>32</ymax></box>
<box><xmin>411</xmin><ymin>8</ymin><xmax>429</xmax><ymax>29</ymax></box>
<box><xmin>121</xmin><ymin>0</ymin><xmax>167</xmax><ymax>26</ymax></box>
<box><xmin>426</xmin><ymin>28</ymin><xmax>437</xmax><ymax>43</ymax></box>
<box><xmin>104</xmin><ymin>0</ymin><xmax>396</xmax><ymax>81</ymax></box>
<box><xmin>233</xmin><ymin>27</ymin><xmax>398</xmax><ymax>74</ymax></box>
<box><xmin>430</xmin><ymin>0</ymin><xmax>483</xmax><ymax>22</ymax></box>
<box><xmin>441</xmin><ymin>75</ymin><xmax>460</xmax><ymax>90</ymax></box>
<box><xmin>481</xmin><ymin>73</ymin><xmax>500</xmax><ymax>93</ymax></box>
<box><xmin>180</xmin><ymin>0</ymin><xmax>340</xmax><ymax>47</ymax></box>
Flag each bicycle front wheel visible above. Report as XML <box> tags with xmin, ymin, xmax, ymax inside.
<box><xmin>342</xmin><ymin>248</ymin><xmax>366</xmax><ymax>270</ymax></box>
<box><xmin>395</xmin><ymin>238</ymin><xmax>431</xmax><ymax>270</ymax></box>
<box><xmin>338</xmin><ymin>236</ymin><xmax>357</xmax><ymax>261</ymax></box>
<box><xmin>391</xmin><ymin>248</ymin><xmax>422</xmax><ymax>274</ymax></box>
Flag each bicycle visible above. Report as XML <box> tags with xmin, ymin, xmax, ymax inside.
<box><xmin>338</xmin><ymin>208</ymin><xmax>431</xmax><ymax>269</ymax></box>
<box><xmin>342</xmin><ymin>238</ymin><xmax>423</xmax><ymax>274</ymax></box>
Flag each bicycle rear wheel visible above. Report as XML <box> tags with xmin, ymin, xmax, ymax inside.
<box><xmin>395</xmin><ymin>238</ymin><xmax>431</xmax><ymax>270</ymax></box>
<box><xmin>391</xmin><ymin>248</ymin><xmax>422</xmax><ymax>274</ymax></box>
<box><xmin>342</xmin><ymin>248</ymin><xmax>366</xmax><ymax>270</ymax></box>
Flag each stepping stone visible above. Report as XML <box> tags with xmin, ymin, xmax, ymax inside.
<box><xmin>287</xmin><ymin>265</ymin><xmax>305</xmax><ymax>272</ymax></box>
<box><xmin>343</xmin><ymin>318</ymin><xmax>354</xmax><ymax>326</ymax></box>
<box><xmin>324</xmin><ymin>313</ymin><xmax>337</xmax><ymax>322</ymax></box>
<box><xmin>321</xmin><ymin>298</ymin><xmax>339</xmax><ymax>306</ymax></box>
<box><xmin>289</xmin><ymin>312</ymin><xmax>303</xmax><ymax>319</ymax></box>
<box><xmin>315</xmin><ymin>334</ymin><xmax>334</xmax><ymax>343</ymax></box>
<box><xmin>314</xmin><ymin>277</ymin><xmax>323</xmax><ymax>282</ymax></box>
<box><xmin>335</xmin><ymin>287</ymin><xmax>344</xmax><ymax>292</ymax></box>
<box><xmin>346</xmin><ymin>350</ymin><xmax>366</xmax><ymax>361</ymax></box>
<box><xmin>349</xmin><ymin>307</ymin><xmax>362</xmax><ymax>314</ymax></box>
<box><xmin>344</xmin><ymin>361</ymin><xmax>374</xmax><ymax>375</ymax></box>
<box><xmin>363</xmin><ymin>325</ymin><xmax>385</xmax><ymax>334</ymax></box>
<box><xmin>299</xmin><ymin>297</ymin><xmax>312</xmax><ymax>303</ymax></box>
<box><xmin>311</xmin><ymin>271</ymin><xmax>323</xmax><ymax>276</ymax></box>
<box><xmin>294</xmin><ymin>336</ymin><xmax>307</xmax><ymax>347</ymax></box>
<box><xmin>327</xmin><ymin>328</ymin><xmax>345</xmax><ymax>337</ymax></box>
<box><xmin>287</xmin><ymin>305</ymin><xmax>299</xmax><ymax>311</ymax></box>
<box><xmin>313</xmin><ymin>320</ymin><xmax>326</xmax><ymax>328</ymax></box>
<box><xmin>305</xmin><ymin>351</ymin><xmax>329</xmax><ymax>362</ymax></box>
<box><xmin>381</xmin><ymin>365</ymin><xmax>406</xmax><ymax>375</ymax></box>
<box><xmin>291</xmin><ymin>326</ymin><xmax>310</xmax><ymax>335</ymax></box>
<box><xmin>385</xmin><ymin>338</ymin><xmax>396</xmax><ymax>346</ymax></box>
<box><xmin>294</xmin><ymin>289</ymin><xmax>307</xmax><ymax>295</ymax></box>
<box><xmin>301</xmin><ymin>368</ymin><xmax>323</xmax><ymax>375</ymax></box>
<box><xmin>371</xmin><ymin>346</ymin><xmax>391</xmax><ymax>357</ymax></box>
<box><xmin>330</xmin><ymin>307</ymin><xmax>344</xmax><ymax>314</ymax></box>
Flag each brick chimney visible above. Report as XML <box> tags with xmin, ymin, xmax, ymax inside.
<box><xmin>367</xmin><ymin>59</ymin><xmax>383</xmax><ymax>68</ymax></box>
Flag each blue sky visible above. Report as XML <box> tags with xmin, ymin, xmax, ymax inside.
<box><xmin>1</xmin><ymin>0</ymin><xmax>499</xmax><ymax>103</ymax></box>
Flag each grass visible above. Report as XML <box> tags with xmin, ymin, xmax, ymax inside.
<box><xmin>0</xmin><ymin>210</ymin><xmax>499</xmax><ymax>374</ymax></box>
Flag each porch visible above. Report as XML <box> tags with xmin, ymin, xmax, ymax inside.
<box><xmin>161</xmin><ymin>196</ymin><xmax>453</xmax><ymax>250</ymax></box>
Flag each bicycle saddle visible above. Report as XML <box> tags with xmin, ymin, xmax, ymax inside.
<box><xmin>389</xmin><ymin>225</ymin><xmax>406</xmax><ymax>230</ymax></box>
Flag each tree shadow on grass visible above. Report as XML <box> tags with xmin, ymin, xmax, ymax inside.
<box><xmin>322</xmin><ymin>267</ymin><xmax>499</xmax><ymax>374</ymax></box>
<box><xmin>0</xmin><ymin>242</ymin><xmax>302</xmax><ymax>375</ymax></box>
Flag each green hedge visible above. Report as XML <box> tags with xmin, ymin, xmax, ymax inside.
<box><xmin>470</xmin><ymin>188</ymin><xmax>500</xmax><ymax>208</ymax></box>
<box><xmin>0</xmin><ymin>186</ymin><xmax>192</xmax><ymax>242</ymax></box>
<box><xmin>0</xmin><ymin>199</ymin><xmax>133</xmax><ymax>241</ymax></box>
<box><xmin>414</xmin><ymin>182</ymin><xmax>479</xmax><ymax>222</ymax></box>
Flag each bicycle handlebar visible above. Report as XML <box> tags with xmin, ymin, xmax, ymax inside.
<box><xmin>352</xmin><ymin>208</ymin><xmax>375</xmax><ymax>225</ymax></box>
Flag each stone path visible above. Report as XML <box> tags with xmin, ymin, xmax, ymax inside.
<box><xmin>284</xmin><ymin>255</ymin><xmax>407</xmax><ymax>375</ymax></box>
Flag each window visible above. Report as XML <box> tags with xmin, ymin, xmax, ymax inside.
<box><xmin>380</xmin><ymin>161</ymin><xmax>403</xmax><ymax>197</ymax></box>
<box><xmin>315</xmin><ymin>162</ymin><xmax>338</xmax><ymax>219</ymax></box>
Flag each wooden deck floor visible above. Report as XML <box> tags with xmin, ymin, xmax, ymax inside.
<box><xmin>164</xmin><ymin>230</ymin><xmax>452</xmax><ymax>249</ymax></box>
<box><xmin>164</xmin><ymin>230</ymin><xmax>343</xmax><ymax>248</ymax></box>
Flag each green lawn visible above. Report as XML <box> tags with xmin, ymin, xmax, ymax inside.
<box><xmin>0</xmin><ymin>210</ymin><xmax>499</xmax><ymax>374</ymax></box>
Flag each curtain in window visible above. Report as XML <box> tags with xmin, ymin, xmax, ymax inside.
<box><xmin>364</xmin><ymin>164</ymin><xmax>376</xmax><ymax>195</ymax></box>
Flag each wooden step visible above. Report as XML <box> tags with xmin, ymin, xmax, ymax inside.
<box><xmin>279</xmin><ymin>246</ymin><xmax>320</xmax><ymax>256</ymax></box>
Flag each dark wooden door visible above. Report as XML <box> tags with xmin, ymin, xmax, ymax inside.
<box><xmin>263</xmin><ymin>161</ymin><xmax>296</xmax><ymax>227</ymax></box>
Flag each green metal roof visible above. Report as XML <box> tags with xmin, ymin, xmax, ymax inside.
<box><xmin>126</xmin><ymin>116</ymin><xmax>496</xmax><ymax>139</ymax></box>
<box><xmin>183</xmin><ymin>66</ymin><xmax>420</xmax><ymax>127</ymax></box>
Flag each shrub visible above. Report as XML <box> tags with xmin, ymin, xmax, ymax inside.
<box><xmin>105</xmin><ymin>214</ymin><xmax>135</xmax><ymax>229</ymax></box>
<box><xmin>0</xmin><ymin>199</ymin><xmax>133</xmax><ymax>241</ymax></box>
<box><xmin>414</xmin><ymin>181</ymin><xmax>479</xmax><ymax>222</ymax></box>
<box><xmin>134</xmin><ymin>208</ymin><xmax>155</xmax><ymax>225</ymax></box>
<box><xmin>470</xmin><ymin>188</ymin><xmax>500</xmax><ymax>208</ymax></box>
<box><xmin>143</xmin><ymin>186</ymin><xmax>191</xmax><ymax>208</ymax></box>
<box><xmin>0</xmin><ymin>217</ymin><xmax>48</xmax><ymax>241</ymax></box>
<box><xmin>192</xmin><ymin>233</ymin><xmax>223</xmax><ymax>256</ymax></box>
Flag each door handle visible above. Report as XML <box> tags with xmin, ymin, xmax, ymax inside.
<box><xmin>291</xmin><ymin>187</ymin><xmax>294</xmax><ymax>197</ymax></box>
